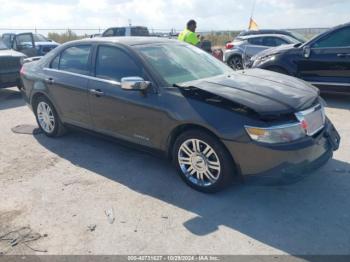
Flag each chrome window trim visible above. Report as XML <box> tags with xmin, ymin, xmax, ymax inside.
<box><xmin>310</xmin><ymin>81</ymin><xmax>350</xmax><ymax>86</ymax></box>
<box><xmin>43</xmin><ymin>67</ymin><xmax>121</xmax><ymax>86</ymax></box>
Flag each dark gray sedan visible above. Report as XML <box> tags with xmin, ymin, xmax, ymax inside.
<box><xmin>20</xmin><ymin>37</ymin><xmax>340</xmax><ymax>192</ymax></box>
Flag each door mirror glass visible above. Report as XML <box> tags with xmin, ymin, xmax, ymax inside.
<box><xmin>303</xmin><ymin>46</ymin><xmax>311</xmax><ymax>58</ymax></box>
<box><xmin>121</xmin><ymin>77</ymin><xmax>151</xmax><ymax>91</ymax></box>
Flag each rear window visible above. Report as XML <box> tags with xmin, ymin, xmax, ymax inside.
<box><xmin>58</xmin><ymin>45</ymin><xmax>91</xmax><ymax>75</ymax></box>
<box><xmin>103</xmin><ymin>28</ymin><xmax>126</xmax><ymax>37</ymax></box>
<box><xmin>130</xmin><ymin>27</ymin><xmax>149</xmax><ymax>36</ymax></box>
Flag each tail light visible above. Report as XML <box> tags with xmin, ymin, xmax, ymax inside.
<box><xmin>20</xmin><ymin>65</ymin><xmax>25</xmax><ymax>75</ymax></box>
<box><xmin>226</xmin><ymin>43</ymin><xmax>234</xmax><ymax>49</ymax></box>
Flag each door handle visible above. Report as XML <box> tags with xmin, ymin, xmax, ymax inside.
<box><xmin>45</xmin><ymin>78</ymin><xmax>55</xmax><ymax>84</ymax></box>
<box><xmin>89</xmin><ymin>88</ymin><xmax>104</xmax><ymax>97</ymax></box>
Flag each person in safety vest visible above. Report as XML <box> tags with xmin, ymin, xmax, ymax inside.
<box><xmin>178</xmin><ymin>20</ymin><xmax>200</xmax><ymax>46</ymax></box>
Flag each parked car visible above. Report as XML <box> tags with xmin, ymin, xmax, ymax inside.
<box><xmin>102</xmin><ymin>26</ymin><xmax>150</xmax><ymax>37</ymax></box>
<box><xmin>251</xmin><ymin>22</ymin><xmax>350</xmax><ymax>94</ymax></box>
<box><xmin>0</xmin><ymin>39</ymin><xmax>26</xmax><ymax>88</ymax></box>
<box><xmin>238</xmin><ymin>29</ymin><xmax>308</xmax><ymax>43</ymax></box>
<box><xmin>20</xmin><ymin>37</ymin><xmax>340</xmax><ymax>192</ymax></box>
<box><xmin>1</xmin><ymin>33</ymin><xmax>59</xmax><ymax>57</ymax></box>
<box><xmin>224</xmin><ymin>34</ymin><xmax>300</xmax><ymax>70</ymax></box>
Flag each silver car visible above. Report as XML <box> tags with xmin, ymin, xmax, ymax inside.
<box><xmin>224</xmin><ymin>34</ymin><xmax>300</xmax><ymax>70</ymax></box>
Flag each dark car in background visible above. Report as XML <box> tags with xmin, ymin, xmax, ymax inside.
<box><xmin>251</xmin><ymin>22</ymin><xmax>350</xmax><ymax>94</ymax></box>
<box><xmin>102</xmin><ymin>26</ymin><xmax>150</xmax><ymax>37</ymax></box>
<box><xmin>238</xmin><ymin>29</ymin><xmax>308</xmax><ymax>43</ymax></box>
<box><xmin>1</xmin><ymin>33</ymin><xmax>59</xmax><ymax>57</ymax></box>
<box><xmin>0</xmin><ymin>39</ymin><xmax>26</xmax><ymax>88</ymax></box>
<box><xmin>20</xmin><ymin>37</ymin><xmax>340</xmax><ymax>192</ymax></box>
<box><xmin>224</xmin><ymin>34</ymin><xmax>300</xmax><ymax>70</ymax></box>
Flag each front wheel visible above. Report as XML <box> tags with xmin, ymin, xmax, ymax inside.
<box><xmin>173</xmin><ymin>130</ymin><xmax>236</xmax><ymax>193</ymax></box>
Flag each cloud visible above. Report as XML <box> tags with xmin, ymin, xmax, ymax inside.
<box><xmin>0</xmin><ymin>0</ymin><xmax>349</xmax><ymax>34</ymax></box>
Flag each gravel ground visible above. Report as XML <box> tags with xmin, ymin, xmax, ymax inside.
<box><xmin>0</xmin><ymin>87</ymin><xmax>350</xmax><ymax>255</ymax></box>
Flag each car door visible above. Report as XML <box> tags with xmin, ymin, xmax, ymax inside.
<box><xmin>297</xmin><ymin>26</ymin><xmax>350</xmax><ymax>93</ymax></box>
<box><xmin>43</xmin><ymin>44</ymin><xmax>93</xmax><ymax>128</ymax></box>
<box><xmin>13</xmin><ymin>33</ymin><xmax>37</xmax><ymax>57</ymax></box>
<box><xmin>87</xmin><ymin>44</ymin><xmax>162</xmax><ymax>147</ymax></box>
<box><xmin>1</xmin><ymin>33</ymin><xmax>14</xmax><ymax>48</ymax></box>
<box><xmin>244</xmin><ymin>37</ymin><xmax>269</xmax><ymax>58</ymax></box>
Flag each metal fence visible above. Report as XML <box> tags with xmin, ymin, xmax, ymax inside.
<box><xmin>0</xmin><ymin>27</ymin><xmax>329</xmax><ymax>37</ymax></box>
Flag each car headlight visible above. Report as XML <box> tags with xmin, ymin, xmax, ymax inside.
<box><xmin>245</xmin><ymin>123</ymin><xmax>306</xmax><ymax>144</ymax></box>
<box><xmin>19</xmin><ymin>57</ymin><xmax>25</xmax><ymax>65</ymax></box>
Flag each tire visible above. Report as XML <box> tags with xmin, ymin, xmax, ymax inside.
<box><xmin>227</xmin><ymin>55</ymin><xmax>243</xmax><ymax>70</ymax></box>
<box><xmin>33</xmin><ymin>95</ymin><xmax>66</xmax><ymax>137</ymax></box>
<box><xmin>172</xmin><ymin>129</ymin><xmax>236</xmax><ymax>193</ymax></box>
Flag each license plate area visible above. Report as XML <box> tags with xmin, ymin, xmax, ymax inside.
<box><xmin>295</xmin><ymin>104</ymin><xmax>325</xmax><ymax>136</ymax></box>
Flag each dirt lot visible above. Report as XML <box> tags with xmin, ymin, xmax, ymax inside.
<box><xmin>0</xmin><ymin>87</ymin><xmax>350</xmax><ymax>255</ymax></box>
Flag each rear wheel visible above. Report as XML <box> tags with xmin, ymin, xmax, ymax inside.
<box><xmin>173</xmin><ymin>129</ymin><xmax>235</xmax><ymax>193</ymax></box>
<box><xmin>228</xmin><ymin>55</ymin><xmax>243</xmax><ymax>70</ymax></box>
<box><xmin>34</xmin><ymin>96</ymin><xmax>66</xmax><ymax>137</ymax></box>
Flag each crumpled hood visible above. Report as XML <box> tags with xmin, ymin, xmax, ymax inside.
<box><xmin>0</xmin><ymin>49</ymin><xmax>26</xmax><ymax>58</ymax></box>
<box><xmin>181</xmin><ymin>69</ymin><xmax>319</xmax><ymax>115</ymax></box>
<box><xmin>252</xmin><ymin>44</ymin><xmax>295</xmax><ymax>60</ymax></box>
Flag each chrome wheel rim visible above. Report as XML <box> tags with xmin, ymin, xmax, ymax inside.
<box><xmin>37</xmin><ymin>101</ymin><xmax>55</xmax><ymax>133</ymax></box>
<box><xmin>229</xmin><ymin>57</ymin><xmax>243</xmax><ymax>70</ymax></box>
<box><xmin>178</xmin><ymin>139</ymin><xmax>221</xmax><ymax>187</ymax></box>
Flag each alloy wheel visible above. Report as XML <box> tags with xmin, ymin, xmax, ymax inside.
<box><xmin>229</xmin><ymin>56</ymin><xmax>243</xmax><ymax>70</ymax></box>
<box><xmin>37</xmin><ymin>101</ymin><xmax>55</xmax><ymax>133</ymax></box>
<box><xmin>178</xmin><ymin>139</ymin><xmax>221</xmax><ymax>187</ymax></box>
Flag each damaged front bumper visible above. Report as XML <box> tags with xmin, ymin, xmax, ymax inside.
<box><xmin>223</xmin><ymin>120</ymin><xmax>340</xmax><ymax>184</ymax></box>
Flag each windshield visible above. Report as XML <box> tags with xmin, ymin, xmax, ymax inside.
<box><xmin>288</xmin><ymin>31</ymin><xmax>308</xmax><ymax>43</ymax></box>
<box><xmin>33</xmin><ymin>34</ymin><xmax>49</xmax><ymax>42</ymax></box>
<box><xmin>0</xmin><ymin>39</ymin><xmax>9</xmax><ymax>50</ymax></box>
<box><xmin>136</xmin><ymin>43</ymin><xmax>232</xmax><ymax>85</ymax></box>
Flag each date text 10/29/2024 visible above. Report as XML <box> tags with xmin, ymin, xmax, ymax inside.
<box><xmin>128</xmin><ymin>256</ymin><xmax>220</xmax><ymax>261</ymax></box>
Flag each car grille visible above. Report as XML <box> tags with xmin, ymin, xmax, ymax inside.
<box><xmin>295</xmin><ymin>104</ymin><xmax>325</xmax><ymax>136</ymax></box>
<box><xmin>0</xmin><ymin>57</ymin><xmax>20</xmax><ymax>69</ymax></box>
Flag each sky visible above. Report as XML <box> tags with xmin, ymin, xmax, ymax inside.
<box><xmin>0</xmin><ymin>0</ymin><xmax>349</xmax><ymax>34</ymax></box>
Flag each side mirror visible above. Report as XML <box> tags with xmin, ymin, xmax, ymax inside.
<box><xmin>303</xmin><ymin>46</ymin><xmax>311</xmax><ymax>58</ymax></box>
<box><xmin>121</xmin><ymin>77</ymin><xmax>151</xmax><ymax>91</ymax></box>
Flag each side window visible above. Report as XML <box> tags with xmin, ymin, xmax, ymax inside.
<box><xmin>51</xmin><ymin>55</ymin><xmax>60</xmax><ymax>69</ymax></box>
<box><xmin>59</xmin><ymin>45</ymin><xmax>91</xmax><ymax>75</ymax></box>
<box><xmin>263</xmin><ymin>37</ymin><xmax>288</xmax><ymax>47</ymax></box>
<box><xmin>248</xmin><ymin>37</ymin><xmax>263</xmax><ymax>46</ymax></box>
<box><xmin>2</xmin><ymin>35</ymin><xmax>12</xmax><ymax>48</ymax></box>
<box><xmin>314</xmin><ymin>27</ymin><xmax>350</xmax><ymax>48</ymax></box>
<box><xmin>95</xmin><ymin>45</ymin><xmax>142</xmax><ymax>82</ymax></box>
<box><xmin>16</xmin><ymin>34</ymin><xmax>34</xmax><ymax>49</ymax></box>
<box><xmin>103</xmin><ymin>29</ymin><xmax>114</xmax><ymax>37</ymax></box>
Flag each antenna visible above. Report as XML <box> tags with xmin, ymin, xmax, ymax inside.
<box><xmin>250</xmin><ymin>0</ymin><xmax>257</xmax><ymax>19</ymax></box>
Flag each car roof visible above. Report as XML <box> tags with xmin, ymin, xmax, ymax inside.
<box><xmin>240</xmin><ymin>29</ymin><xmax>290</xmax><ymax>34</ymax></box>
<box><xmin>236</xmin><ymin>34</ymin><xmax>291</xmax><ymax>39</ymax></box>
<box><xmin>73</xmin><ymin>36</ymin><xmax>178</xmax><ymax>46</ymax></box>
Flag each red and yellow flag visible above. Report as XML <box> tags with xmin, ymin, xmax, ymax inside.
<box><xmin>248</xmin><ymin>18</ymin><xmax>259</xmax><ymax>30</ymax></box>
